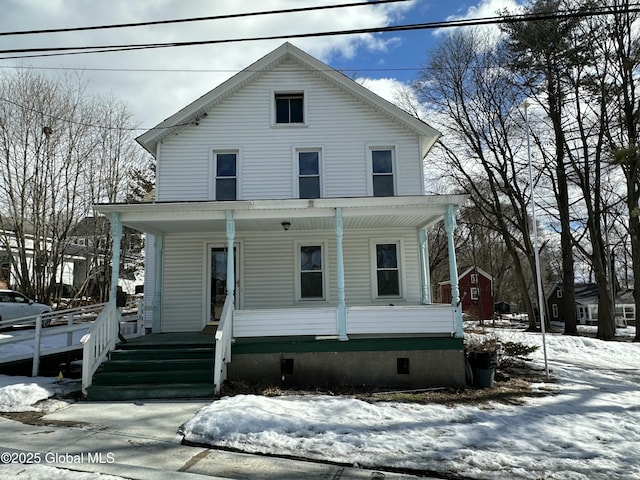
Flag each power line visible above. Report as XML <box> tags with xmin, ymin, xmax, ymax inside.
<box><xmin>0</xmin><ymin>3</ymin><xmax>638</xmax><ymax>61</ymax></box>
<box><xmin>0</xmin><ymin>0</ymin><xmax>409</xmax><ymax>37</ymax></box>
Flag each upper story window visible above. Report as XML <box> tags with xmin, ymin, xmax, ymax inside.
<box><xmin>298</xmin><ymin>150</ymin><xmax>321</xmax><ymax>199</ymax></box>
<box><xmin>214</xmin><ymin>151</ymin><xmax>238</xmax><ymax>200</ymax></box>
<box><xmin>275</xmin><ymin>93</ymin><xmax>304</xmax><ymax>124</ymax></box>
<box><xmin>470</xmin><ymin>273</ymin><xmax>478</xmax><ymax>285</ymax></box>
<box><xmin>371</xmin><ymin>148</ymin><xmax>395</xmax><ymax>197</ymax></box>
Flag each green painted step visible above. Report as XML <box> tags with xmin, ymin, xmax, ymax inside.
<box><xmin>92</xmin><ymin>369</ymin><xmax>213</xmax><ymax>386</ymax></box>
<box><xmin>117</xmin><ymin>341</ymin><xmax>214</xmax><ymax>350</ymax></box>
<box><xmin>99</xmin><ymin>358</ymin><xmax>214</xmax><ymax>372</ymax></box>
<box><xmin>109</xmin><ymin>347</ymin><xmax>213</xmax><ymax>361</ymax></box>
<box><xmin>86</xmin><ymin>383</ymin><xmax>215</xmax><ymax>401</ymax></box>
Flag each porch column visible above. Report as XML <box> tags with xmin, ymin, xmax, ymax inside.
<box><xmin>225</xmin><ymin>211</ymin><xmax>235</xmax><ymax>302</ymax></box>
<box><xmin>108</xmin><ymin>213</ymin><xmax>122</xmax><ymax>304</ymax></box>
<box><xmin>335</xmin><ymin>208</ymin><xmax>348</xmax><ymax>341</ymax></box>
<box><xmin>153</xmin><ymin>234</ymin><xmax>164</xmax><ymax>332</ymax></box>
<box><xmin>418</xmin><ymin>227</ymin><xmax>431</xmax><ymax>304</ymax></box>
<box><xmin>444</xmin><ymin>205</ymin><xmax>463</xmax><ymax>337</ymax></box>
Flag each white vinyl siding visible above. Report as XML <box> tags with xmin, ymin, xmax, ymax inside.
<box><xmin>161</xmin><ymin>234</ymin><xmax>206</xmax><ymax>332</ymax></box>
<box><xmin>158</xmin><ymin>228</ymin><xmax>421</xmax><ymax>331</ymax></box>
<box><xmin>155</xmin><ymin>59</ymin><xmax>424</xmax><ymax>201</ymax></box>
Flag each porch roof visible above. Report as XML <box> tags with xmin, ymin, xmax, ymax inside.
<box><xmin>95</xmin><ymin>195</ymin><xmax>468</xmax><ymax>235</ymax></box>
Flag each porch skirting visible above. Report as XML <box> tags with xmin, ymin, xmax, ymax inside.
<box><xmin>228</xmin><ymin>337</ymin><xmax>465</xmax><ymax>389</ymax></box>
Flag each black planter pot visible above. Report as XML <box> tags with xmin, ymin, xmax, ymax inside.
<box><xmin>467</xmin><ymin>351</ymin><xmax>498</xmax><ymax>388</ymax></box>
<box><xmin>467</xmin><ymin>351</ymin><xmax>499</xmax><ymax>369</ymax></box>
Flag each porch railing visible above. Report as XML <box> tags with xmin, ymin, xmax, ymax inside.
<box><xmin>0</xmin><ymin>303</ymin><xmax>108</xmax><ymax>376</ymax></box>
<box><xmin>80</xmin><ymin>301</ymin><xmax>119</xmax><ymax>395</ymax></box>
<box><xmin>213</xmin><ymin>295</ymin><xmax>234</xmax><ymax>395</ymax></box>
<box><xmin>232</xmin><ymin>304</ymin><xmax>456</xmax><ymax>338</ymax></box>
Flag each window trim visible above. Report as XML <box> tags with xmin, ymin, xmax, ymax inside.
<box><xmin>294</xmin><ymin>240</ymin><xmax>328</xmax><ymax>302</ymax></box>
<box><xmin>293</xmin><ymin>147</ymin><xmax>324</xmax><ymax>199</ymax></box>
<box><xmin>272</xmin><ymin>89</ymin><xmax>308</xmax><ymax>127</ymax></box>
<box><xmin>470</xmin><ymin>287</ymin><xmax>479</xmax><ymax>301</ymax></box>
<box><xmin>366</xmin><ymin>145</ymin><xmax>398</xmax><ymax>197</ymax></box>
<box><xmin>369</xmin><ymin>239</ymin><xmax>405</xmax><ymax>300</ymax></box>
<box><xmin>209</xmin><ymin>148</ymin><xmax>241</xmax><ymax>201</ymax></box>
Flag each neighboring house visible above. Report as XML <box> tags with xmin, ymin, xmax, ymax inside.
<box><xmin>547</xmin><ymin>283</ymin><xmax>636</xmax><ymax>325</ymax></box>
<box><xmin>96</xmin><ymin>43</ymin><xmax>468</xmax><ymax>390</ymax></box>
<box><xmin>439</xmin><ymin>266</ymin><xmax>494</xmax><ymax>321</ymax></box>
<box><xmin>0</xmin><ymin>229</ymin><xmax>76</xmax><ymax>293</ymax></box>
<box><xmin>69</xmin><ymin>217</ymin><xmax>144</xmax><ymax>295</ymax></box>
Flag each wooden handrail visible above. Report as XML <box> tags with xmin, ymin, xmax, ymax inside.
<box><xmin>213</xmin><ymin>295</ymin><xmax>234</xmax><ymax>396</ymax></box>
<box><xmin>80</xmin><ymin>302</ymin><xmax>118</xmax><ymax>395</ymax></box>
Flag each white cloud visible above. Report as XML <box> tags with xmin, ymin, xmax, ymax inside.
<box><xmin>0</xmin><ymin>1</ymin><xmax>411</xmax><ymax>128</ymax></box>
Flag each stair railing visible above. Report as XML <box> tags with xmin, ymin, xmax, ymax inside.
<box><xmin>81</xmin><ymin>301</ymin><xmax>119</xmax><ymax>395</ymax></box>
<box><xmin>213</xmin><ymin>295</ymin><xmax>234</xmax><ymax>395</ymax></box>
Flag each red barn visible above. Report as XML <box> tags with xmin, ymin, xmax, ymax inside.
<box><xmin>439</xmin><ymin>267</ymin><xmax>494</xmax><ymax>321</ymax></box>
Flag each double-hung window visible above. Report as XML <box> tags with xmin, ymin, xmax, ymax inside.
<box><xmin>298</xmin><ymin>150</ymin><xmax>321</xmax><ymax>199</ymax></box>
<box><xmin>374</xmin><ymin>242</ymin><xmax>401</xmax><ymax>297</ymax></box>
<box><xmin>371</xmin><ymin>148</ymin><xmax>395</xmax><ymax>196</ymax></box>
<box><xmin>276</xmin><ymin>93</ymin><xmax>304</xmax><ymax>124</ymax></box>
<box><xmin>299</xmin><ymin>244</ymin><xmax>324</xmax><ymax>300</ymax></box>
<box><xmin>214</xmin><ymin>151</ymin><xmax>237</xmax><ymax>200</ymax></box>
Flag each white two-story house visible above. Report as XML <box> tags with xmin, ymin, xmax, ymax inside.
<box><xmin>96</xmin><ymin>43</ymin><xmax>467</xmax><ymax>391</ymax></box>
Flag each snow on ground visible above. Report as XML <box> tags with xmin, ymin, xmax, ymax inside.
<box><xmin>180</xmin><ymin>327</ymin><xmax>640</xmax><ymax>480</ymax></box>
<box><xmin>0</xmin><ymin>375</ymin><xmax>78</xmax><ymax>413</ymax></box>
<box><xmin>1</xmin><ymin>326</ymin><xmax>639</xmax><ymax>479</ymax></box>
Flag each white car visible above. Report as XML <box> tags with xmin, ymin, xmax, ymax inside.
<box><xmin>0</xmin><ymin>289</ymin><xmax>52</xmax><ymax>326</ymax></box>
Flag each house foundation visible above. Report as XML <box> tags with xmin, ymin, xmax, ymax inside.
<box><xmin>228</xmin><ymin>337</ymin><xmax>466</xmax><ymax>389</ymax></box>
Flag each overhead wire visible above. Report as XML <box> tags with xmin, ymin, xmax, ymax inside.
<box><xmin>0</xmin><ymin>3</ymin><xmax>638</xmax><ymax>60</ymax></box>
<box><xmin>0</xmin><ymin>2</ymin><xmax>638</xmax><ymax>132</ymax></box>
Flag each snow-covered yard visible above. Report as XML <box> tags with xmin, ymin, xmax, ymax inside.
<box><xmin>1</xmin><ymin>326</ymin><xmax>639</xmax><ymax>479</ymax></box>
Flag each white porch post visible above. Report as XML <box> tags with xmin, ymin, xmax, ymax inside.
<box><xmin>444</xmin><ymin>205</ymin><xmax>463</xmax><ymax>337</ymax></box>
<box><xmin>418</xmin><ymin>227</ymin><xmax>431</xmax><ymax>304</ymax></box>
<box><xmin>153</xmin><ymin>234</ymin><xmax>164</xmax><ymax>332</ymax></box>
<box><xmin>109</xmin><ymin>213</ymin><xmax>123</xmax><ymax>340</ymax></box>
<box><xmin>109</xmin><ymin>213</ymin><xmax>122</xmax><ymax>303</ymax></box>
<box><xmin>225</xmin><ymin>211</ymin><xmax>235</xmax><ymax>302</ymax></box>
<box><xmin>335</xmin><ymin>208</ymin><xmax>348</xmax><ymax>341</ymax></box>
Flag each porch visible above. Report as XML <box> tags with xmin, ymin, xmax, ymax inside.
<box><xmin>85</xmin><ymin>329</ymin><xmax>465</xmax><ymax>400</ymax></box>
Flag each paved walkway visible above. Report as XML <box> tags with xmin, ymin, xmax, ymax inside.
<box><xmin>1</xmin><ymin>400</ymin><xmax>433</xmax><ymax>479</ymax></box>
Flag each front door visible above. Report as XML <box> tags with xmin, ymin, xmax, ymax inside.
<box><xmin>210</xmin><ymin>247</ymin><xmax>237</xmax><ymax>322</ymax></box>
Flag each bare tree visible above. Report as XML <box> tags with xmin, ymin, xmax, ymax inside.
<box><xmin>0</xmin><ymin>69</ymin><xmax>144</xmax><ymax>303</ymax></box>
<box><xmin>600</xmin><ymin>0</ymin><xmax>640</xmax><ymax>342</ymax></box>
<box><xmin>415</xmin><ymin>28</ymin><xmax>543</xmax><ymax>330</ymax></box>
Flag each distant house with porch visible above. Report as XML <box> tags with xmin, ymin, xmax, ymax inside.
<box><xmin>547</xmin><ymin>283</ymin><xmax>636</xmax><ymax>325</ymax></box>
<box><xmin>439</xmin><ymin>266</ymin><xmax>494</xmax><ymax>321</ymax></box>
<box><xmin>93</xmin><ymin>43</ymin><xmax>468</xmax><ymax>396</ymax></box>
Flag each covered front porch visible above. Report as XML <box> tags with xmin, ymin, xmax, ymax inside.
<box><xmin>95</xmin><ymin>195</ymin><xmax>467</xmax><ymax>394</ymax></box>
<box><xmin>98</xmin><ymin>195</ymin><xmax>467</xmax><ymax>336</ymax></box>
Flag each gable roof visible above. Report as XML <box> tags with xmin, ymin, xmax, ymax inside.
<box><xmin>438</xmin><ymin>266</ymin><xmax>493</xmax><ymax>286</ymax></box>
<box><xmin>136</xmin><ymin>42</ymin><xmax>441</xmax><ymax>156</ymax></box>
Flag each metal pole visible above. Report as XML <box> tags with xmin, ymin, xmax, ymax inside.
<box><xmin>523</xmin><ymin>101</ymin><xmax>550</xmax><ymax>379</ymax></box>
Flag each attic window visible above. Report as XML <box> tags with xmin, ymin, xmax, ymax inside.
<box><xmin>275</xmin><ymin>93</ymin><xmax>304</xmax><ymax>123</ymax></box>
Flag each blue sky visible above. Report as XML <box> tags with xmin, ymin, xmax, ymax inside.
<box><xmin>0</xmin><ymin>0</ymin><xmax>520</xmax><ymax>129</ymax></box>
